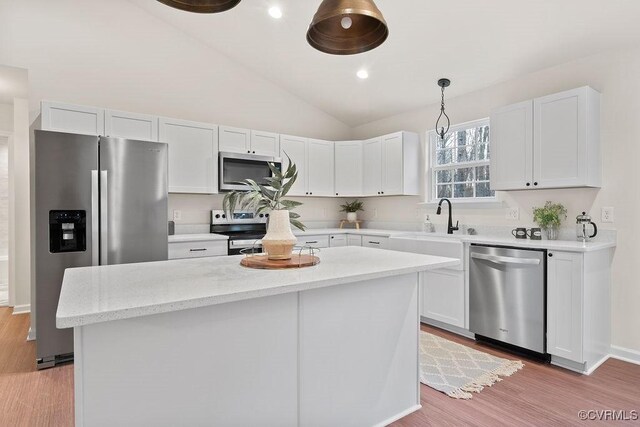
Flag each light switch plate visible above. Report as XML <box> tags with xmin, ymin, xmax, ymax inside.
<box><xmin>173</xmin><ymin>210</ymin><xmax>182</xmax><ymax>221</ymax></box>
<box><xmin>506</xmin><ymin>207</ymin><xmax>520</xmax><ymax>220</ymax></box>
<box><xmin>601</xmin><ymin>207</ymin><xmax>614</xmax><ymax>223</ymax></box>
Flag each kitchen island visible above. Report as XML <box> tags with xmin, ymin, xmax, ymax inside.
<box><xmin>57</xmin><ymin>247</ymin><xmax>458</xmax><ymax>427</ymax></box>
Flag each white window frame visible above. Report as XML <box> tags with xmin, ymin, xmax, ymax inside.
<box><xmin>428</xmin><ymin>118</ymin><xmax>495</xmax><ymax>203</ymax></box>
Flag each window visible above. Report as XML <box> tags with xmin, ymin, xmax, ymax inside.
<box><xmin>429</xmin><ymin>119</ymin><xmax>494</xmax><ymax>201</ymax></box>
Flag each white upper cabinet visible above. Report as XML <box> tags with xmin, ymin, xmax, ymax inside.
<box><xmin>490</xmin><ymin>100</ymin><xmax>534</xmax><ymax>190</ymax></box>
<box><xmin>105</xmin><ymin>109</ymin><xmax>158</xmax><ymax>141</ymax></box>
<box><xmin>363</xmin><ymin>137</ymin><xmax>383</xmax><ymax>196</ymax></box>
<box><xmin>307</xmin><ymin>139</ymin><xmax>334</xmax><ymax>197</ymax></box>
<box><xmin>159</xmin><ymin>118</ymin><xmax>218</xmax><ymax>194</ymax></box>
<box><xmin>280</xmin><ymin>134</ymin><xmax>308</xmax><ymax>196</ymax></box>
<box><xmin>219</xmin><ymin>126</ymin><xmax>251</xmax><ymax>153</ymax></box>
<box><xmin>280</xmin><ymin>135</ymin><xmax>334</xmax><ymax>197</ymax></box>
<box><xmin>250</xmin><ymin>130</ymin><xmax>280</xmax><ymax>157</ymax></box>
<box><xmin>334</xmin><ymin>141</ymin><xmax>363</xmax><ymax>197</ymax></box>
<box><xmin>41</xmin><ymin>101</ymin><xmax>104</xmax><ymax>136</ymax></box>
<box><xmin>219</xmin><ymin>127</ymin><xmax>279</xmax><ymax>157</ymax></box>
<box><xmin>534</xmin><ymin>87</ymin><xmax>601</xmax><ymax>188</ymax></box>
<box><xmin>362</xmin><ymin>132</ymin><xmax>419</xmax><ymax>196</ymax></box>
<box><xmin>490</xmin><ymin>86</ymin><xmax>601</xmax><ymax>191</ymax></box>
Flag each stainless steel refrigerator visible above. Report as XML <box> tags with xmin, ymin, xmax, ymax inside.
<box><xmin>34</xmin><ymin>130</ymin><xmax>168</xmax><ymax>369</ymax></box>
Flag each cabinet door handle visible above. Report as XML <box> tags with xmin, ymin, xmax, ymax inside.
<box><xmin>190</xmin><ymin>248</ymin><xmax>208</xmax><ymax>252</ymax></box>
<box><xmin>368</xmin><ymin>241</ymin><xmax>380</xmax><ymax>245</ymax></box>
<box><xmin>306</xmin><ymin>241</ymin><xmax>318</xmax><ymax>244</ymax></box>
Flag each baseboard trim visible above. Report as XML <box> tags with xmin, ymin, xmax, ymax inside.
<box><xmin>421</xmin><ymin>317</ymin><xmax>474</xmax><ymax>339</ymax></box>
<box><xmin>585</xmin><ymin>355</ymin><xmax>610</xmax><ymax>375</ymax></box>
<box><xmin>12</xmin><ymin>304</ymin><xmax>30</xmax><ymax>315</ymax></box>
<box><xmin>610</xmin><ymin>345</ymin><xmax>640</xmax><ymax>366</ymax></box>
<box><xmin>27</xmin><ymin>327</ymin><xmax>36</xmax><ymax>341</ymax></box>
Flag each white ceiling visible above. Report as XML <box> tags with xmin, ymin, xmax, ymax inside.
<box><xmin>128</xmin><ymin>0</ymin><xmax>640</xmax><ymax>127</ymax></box>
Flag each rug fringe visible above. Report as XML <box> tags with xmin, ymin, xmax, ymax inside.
<box><xmin>458</xmin><ymin>361</ymin><xmax>524</xmax><ymax>396</ymax></box>
<box><xmin>446</xmin><ymin>388</ymin><xmax>473</xmax><ymax>400</ymax></box>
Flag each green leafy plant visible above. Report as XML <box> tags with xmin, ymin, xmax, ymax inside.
<box><xmin>339</xmin><ymin>200</ymin><xmax>365</xmax><ymax>213</ymax></box>
<box><xmin>222</xmin><ymin>154</ymin><xmax>305</xmax><ymax>231</ymax></box>
<box><xmin>532</xmin><ymin>201</ymin><xmax>567</xmax><ymax>229</ymax></box>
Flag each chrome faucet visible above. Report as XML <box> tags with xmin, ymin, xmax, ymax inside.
<box><xmin>436</xmin><ymin>198</ymin><xmax>459</xmax><ymax>234</ymax></box>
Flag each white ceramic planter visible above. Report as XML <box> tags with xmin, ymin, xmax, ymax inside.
<box><xmin>347</xmin><ymin>212</ymin><xmax>358</xmax><ymax>223</ymax></box>
<box><xmin>262</xmin><ymin>210</ymin><xmax>298</xmax><ymax>260</ymax></box>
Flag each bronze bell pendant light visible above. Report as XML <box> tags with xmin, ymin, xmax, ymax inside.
<box><xmin>435</xmin><ymin>78</ymin><xmax>451</xmax><ymax>140</ymax></box>
<box><xmin>156</xmin><ymin>0</ymin><xmax>241</xmax><ymax>13</ymax></box>
<box><xmin>307</xmin><ymin>0</ymin><xmax>389</xmax><ymax>55</ymax></box>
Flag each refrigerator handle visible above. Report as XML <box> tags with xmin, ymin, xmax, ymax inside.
<box><xmin>100</xmin><ymin>170</ymin><xmax>108</xmax><ymax>265</ymax></box>
<box><xmin>91</xmin><ymin>170</ymin><xmax>99</xmax><ymax>266</ymax></box>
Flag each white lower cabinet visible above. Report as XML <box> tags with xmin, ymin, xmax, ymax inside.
<box><xmin>297</xmin><ymin>235</ymin><xmax>330</xmax><ymax>249</ymax></box>
<box><xmin>361</xmin><ymin>235</ymin><xmax>389</xmax><ymax>250</ymax></box>
<box><xmin>329</xmin><ymin>234</ymin><xmax>347</xmax><ymax>247</ymax></box>
<box><xmin>546</xmin><ymin>249</ymin><xmax>611</xmax><ymax>373</ymax></box>
<box><xmin>347</xmin><ymin>235</ymin><xmax>362</xmax><ymax>247</ymax></box>
<box><xmin>421</xmin><ymin>269</ymin><xmax>465</xmax><ymax>328</ymax></box>
<box><xmin>168</xmin><ymin>240</ymin><xmax>227</xmax><ymax>260</ymax></box>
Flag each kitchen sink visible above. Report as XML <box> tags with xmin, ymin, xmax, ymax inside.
<box><xmin>388</xmin><ymin>233</ymin><xmax>464</xmax><ymax>270</ymax></box>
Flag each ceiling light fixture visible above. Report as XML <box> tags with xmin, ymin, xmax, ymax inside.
<box><xmin>307</xmin><ymin>0</ymin><xmax>389</xmax><ymax>55</ymax></box>
<box><xmin>155</xmin><ymin>0</ymin><xmax>241</xmax><ymax>13</ymax></box>
<box><xmin>357</xmin><ymin>69</ymin><xmax>369</xmax><ymax>79</ymax></box>
<box><xmin>435</xmin><ymin>78</ymin><xmax>451</xmax><ymax>140</ymax></box>
<box><xmin>268</xmin><ymin>6</ymin><xmax>283</xmax><ymax>19</ymax></box>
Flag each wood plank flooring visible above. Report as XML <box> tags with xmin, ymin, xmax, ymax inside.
<box><xmin>0</xmin><ymin>307</ymin><xmax>638</xmax><ymax>426</ymax></box>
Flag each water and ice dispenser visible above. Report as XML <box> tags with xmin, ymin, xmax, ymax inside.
<box><xmin>49</xmin><ymin>210</ymin><xmax>86</xmax><ymax>253</ymax></box>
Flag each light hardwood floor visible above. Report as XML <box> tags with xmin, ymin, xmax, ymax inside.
<box><xmin>0</xmin><ymin>307</ymin><xmax>638</xmax><ymax>426</ymax></box>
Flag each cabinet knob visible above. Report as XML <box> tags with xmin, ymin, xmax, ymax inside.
<box><xmin>305</xmin><ymin>192</ymin><xmax>309</xmax><ymax>195</ymax></box>
<box><xmin>526</xmin><ymin>182</ymin><xmax>531</xmax><ymax>187</ymax></box>
<box><xmin>381</xmin><ymin>191</ymin><xmax>384</xmax><ymax>194</ymax></box>
<box><xmin>377</xmin><ymin>191</ymin><xmax>380</xmax><ymax>194</ymax></box>
<box><xmin>336</xmin><ymin>193</ymin><xmax>338</xmax><ymax>195</ymax></box>
<box><xmin>548</xmin><ymin>253</ymin><xmax>553</xmax><ymax>257</ymax></box>
<box><xmin>534</xmin><ymin>182</ymin><xmax>538</xmax><ymax>186</ymax></box>
<box><xmin>252</xmin><ymin>151</ymin><xmax>256</xmax><ymax>154</ymax></box>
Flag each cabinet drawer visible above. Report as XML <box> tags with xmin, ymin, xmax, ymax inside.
<box><xmin>329</xmin><ymin>234</ymin><xmax>347</xmax><ymax>247</ymax></box>
<box><xmin>347</xmin><ymin>235</ymin><xmax>362</xmax><ymax>247</ymax></box>
<box><xmin>298</xmin><ymin>235</ymin><xmax>330</xmax><ymax>249</ymax></box>
<box><xmin>361</xmin><ymin>235</ymin><xmax>389</xmax><ymax>249</ymax></box>
<box><xmin>168</xmin><ymin>240</ymin><xmax>227</xmax><ymax>260</ymax></box>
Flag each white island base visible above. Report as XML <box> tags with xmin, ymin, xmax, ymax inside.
<box><xmin>60</xmin><ymin>248</ymin><xmax>458</xmax><ymax>426</ymax></box>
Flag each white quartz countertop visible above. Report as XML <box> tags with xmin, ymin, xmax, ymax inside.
<box><xmin>56</xmin><ymin>247</ymin><xmax>459</xmax><ymax>329</ymax></box>
<box><xmin>169</xmin><ymin>233</ymin><xmax>228</xmax><ymax>243</ymax></box>
<box><xmin>293</xmin><ymin>228</ymin><xmax>402</xmax><ymax>237</ymax></box>
<box><xmin>458</xmin><ymin>235</ymin><xmax>616</xmax><ymax>252</ymax></box>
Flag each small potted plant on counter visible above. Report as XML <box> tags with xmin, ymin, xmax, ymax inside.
<box><xmin>533</xmin><ymin>201</ymin><xmax>567</xmax><ymax>240</ymax></box>
<box><xmin>223</xmin><ymin>155</ymin><xmax>305</xmax><ymax>260</ymax></box>
<box><xmin>340</xmin><ymin>200</ymin><xmax>364</xmax><ymax>223</ymax></box>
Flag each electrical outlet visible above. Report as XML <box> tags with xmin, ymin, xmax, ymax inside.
<box><xmin>173</xmin><ymin>210</ymin><xmax>182</xmax><ymax>221</ymax></box>
<box><xmin>506</xmin><ymin>207</ymin><xmax>520</xmax><ymax>220</ymax></box>
<box><xmin>601</xmin><ymin>207</ymin><xmax>614</xmax><ymax>223</ymax></box>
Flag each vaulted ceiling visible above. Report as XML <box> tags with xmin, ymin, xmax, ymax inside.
<box><xmin>129</xmin><ymin>0</ymin><xmax>640</xmax><ymax>126</ymax></box>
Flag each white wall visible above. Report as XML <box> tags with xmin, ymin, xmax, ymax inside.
<box><xmin>352</xmin><ymin>46</ymin><xmax>640</xmax><ymax>354</ymax></box>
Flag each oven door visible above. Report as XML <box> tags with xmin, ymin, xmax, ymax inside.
<box><xmin>229</xmin><ymin>238</ymin><xmax>263</xmax><ymax>255</ymax></box>
<box><xmin>219</xmin><ymin>152</ymin><xmax>281</xmax><ymax>192</ymax></box>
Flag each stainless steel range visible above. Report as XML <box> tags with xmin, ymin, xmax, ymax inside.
<box><xmin>210</xmin><ymin>210</ymin><xmax>268</xmax><ymax>255</ymax></box>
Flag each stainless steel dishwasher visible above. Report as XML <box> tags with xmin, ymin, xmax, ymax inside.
<box><xmin>469</xmin><ymin>245</ymin><xmax>546</xmax><ymax>354</ymax></box>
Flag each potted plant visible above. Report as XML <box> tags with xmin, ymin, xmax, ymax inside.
<box><xmin>340</xmin><ymin>200</ymin><xmax>364</xmax><ymax>223</ymax></box>
<box><xmin>532</xmin><ymin>201</ymin><xmax>567</xmax><ymax>240</ymax></box>
<box><xmin>223</xmin><ymin>155</ymin><xmax>305</xmax><ymax>260</ymax></box>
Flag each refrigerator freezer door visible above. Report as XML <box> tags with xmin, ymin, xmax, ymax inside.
<box><xmin>99</xmin><ymin>137</ymin><xmax>168</xmax><ymax>265</ymax></box>
<box><xmin>35</xmin><ymin>130</ymin><xmax>98</xmax><ymax>365</ymax></box>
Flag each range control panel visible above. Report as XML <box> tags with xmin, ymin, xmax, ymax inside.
<box><xmin>211</xmin><ymin>210</ymin><xmax>268</xmax><ymax>225</ymax></box>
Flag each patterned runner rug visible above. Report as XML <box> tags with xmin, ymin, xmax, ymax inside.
<box><xmin>420</xmin><ymin>331</ymin><xmax>524</xmax><ymax>399</ymax></box>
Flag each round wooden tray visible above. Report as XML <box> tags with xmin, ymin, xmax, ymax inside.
<box><xmin>240</xmin><ymin>254</ymin><xmax>320</xmax><ymax>269</ymax></box>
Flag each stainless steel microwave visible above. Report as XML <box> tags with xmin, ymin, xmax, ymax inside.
<box><xmin>219</xmin><ymin>152</ymin><xmax>282</xmax><ymax>191</ymax></box>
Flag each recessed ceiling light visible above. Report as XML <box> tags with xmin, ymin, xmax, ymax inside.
<box><xmin>268</xmin><ymin>6</ymin><xmax>283</xmax><ymax>19</ymax></box>
<box><xmin>357</xmin><ymin>69</ymin><xmax>369</xmax><ymax>79</ymax></box>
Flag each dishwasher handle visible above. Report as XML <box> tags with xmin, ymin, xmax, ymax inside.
<box><xmin>471</xmin><ymin>252</ymin><xmax>541</xmax><ymax>266</ymax></box>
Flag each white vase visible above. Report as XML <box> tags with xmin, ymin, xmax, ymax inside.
<box><xmin>347</xmin><ymin>212</ymin><xmax>358</xmax><ymax>223</ymax></box>
<box><xmin>262</xmin><ymin>210</ymin><xmax>297</xmax><ymax>260</ymax></box>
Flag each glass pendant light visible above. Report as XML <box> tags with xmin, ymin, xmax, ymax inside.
<box><xmin>435</xmin><ymin>78</ymin><xmax>451</xmax><ymax>140</ymax></box>
<box><xmin>156</xmin><ymin>0</ymin><xmax>241</xmax><ymax>13</ymax></box>
<box><xmin>307</xmin><ymin>0</ymin><xmax>389</xmax><ymax>55</ymax></box>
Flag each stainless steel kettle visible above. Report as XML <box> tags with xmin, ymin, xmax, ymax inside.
<box><xmin>576</xmin><ymin>212</ymin><xmax>598</xmax><ymax>242</ymax></box>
